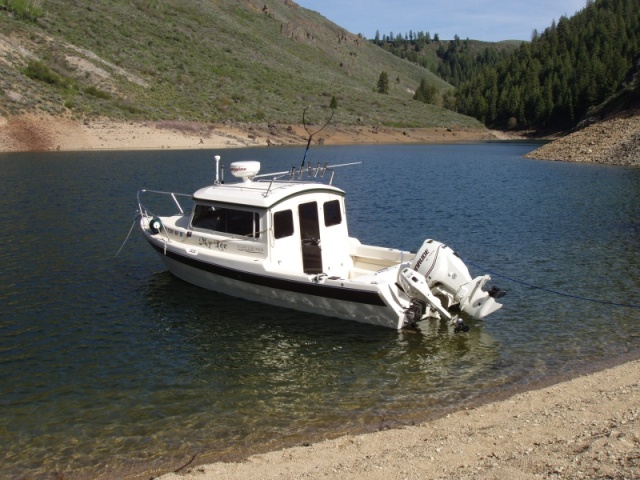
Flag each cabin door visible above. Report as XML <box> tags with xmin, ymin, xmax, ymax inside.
<box><xmin>298</xmin><ymin>201</ymin><xmax>323</xmax><ymax>274</ymax></box>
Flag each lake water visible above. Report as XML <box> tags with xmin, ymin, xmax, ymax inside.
<box><xmin>1</xmin><ymin>143</ymin><xmax>639</xmax><ymax>479</ymax></box>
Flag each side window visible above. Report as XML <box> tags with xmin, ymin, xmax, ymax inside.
<box><xmin>323</xmin><ymin>199</ymin><xmax>342</xmax><ymax>227</ymax></box>
<box><xmin>191</xmin><ymin>205</ymin><xmax>260</xmax><ymax>238</ymax></box>
<box><xmin>273</xmin><ymin>210</ymin><xmax>294</xmax><ymax>239</ymax></box>
<box><xmin>222</xmin><ymin>209</ymin><xmax>259</xmax><ymax>237</ymax></box>
<box><xmin>191</xmin><ymin>205</ymin><xmax>218</xmax><ymax>230</ymax></box>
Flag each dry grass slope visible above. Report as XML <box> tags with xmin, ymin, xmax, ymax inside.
<box><xmin>0</xmin><ymin>0</ymin><xmax>482</xmax><ymax>130</ymax></box>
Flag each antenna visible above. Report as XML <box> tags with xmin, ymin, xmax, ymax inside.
<box><xmin>214</xmin><ymin>155</ymin><xmax>221</xmax><ymax>185</ymax></box>
<box><xmin>300</xmin><ymin>105</ymin><xmax>334</xmax><ymax>170</ymax></box>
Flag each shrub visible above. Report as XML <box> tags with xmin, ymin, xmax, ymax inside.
<box><xmin>413</xmin><ymin>78</ymin><xmax>437</xmax><ymax>104</ymax></box>
<box><xmin>1</xmin><ymin>0</ymin><xmax>43</xmax><ymax>21</ymax></box>
<box><xmin>116</xmin><ymin>99</ymin><xmax>143</xmax><ymax>115</ymax></box>
<box><xmin>24</xmin><ymin>60</ymin><xmax>65</xmax><ymax>86</ymax></box>
<box><xmin>83</xmin><ymin>86</ymin><xmax>111</xmax><ymax>99</ymax></box>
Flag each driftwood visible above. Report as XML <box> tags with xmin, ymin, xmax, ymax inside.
<box><xmin>174</xmin><ymin>453</ymin><xmax>198</xmax><ymax>474</ymax></box>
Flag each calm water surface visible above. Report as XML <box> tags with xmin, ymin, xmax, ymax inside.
<box><xmin>1</xmin><ymin>143</ymin><xmax>639</xmax><ymax>479</ymax></box>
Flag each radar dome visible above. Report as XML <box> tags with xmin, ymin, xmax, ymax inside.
<box><xmin>229</xmin><ymin>161</ymin><xmax>260</xmax><ymax>181</ymax></box>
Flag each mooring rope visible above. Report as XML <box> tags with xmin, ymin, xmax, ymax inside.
<box><xmin>114</xmin><ymin>216</ymin><xmax>139</xmax><ymax>258</ymax></box>
<box><xmin>466</xmin><ymin>259</ymin><xmax>640</xmax><ymax>310</ymax></box>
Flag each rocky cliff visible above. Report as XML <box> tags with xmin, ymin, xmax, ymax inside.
<box><xmin>525</xmin><ymin>111</ymin><xmax>640</xmax><ymax>166</ymax></box>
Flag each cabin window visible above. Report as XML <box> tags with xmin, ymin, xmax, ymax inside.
<box><xmin>299</xmin><ymin>201</ymin><xmax>320</xmax><ymax>241</ymax></box>
<box><xmin>191</xmin><ymin>204</ymin><xmax>260</xmax><ymax>238</ymax></box>
<box><xmin>323</xmin><ymin>199</ymin><xmax>342</xmax><ymax>227</ymax></box>
<box><xmin>273</xmin><ymin>210</ymin><xmax>294</xmax><ymax>239</ymax></box>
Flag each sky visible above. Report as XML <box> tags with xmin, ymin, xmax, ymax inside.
<box><xmin>294</xmin><ymin>0</ymin><xmax>587</xmax><ymax>42</ymax></box>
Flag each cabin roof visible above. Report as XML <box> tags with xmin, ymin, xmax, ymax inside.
<box><xmin>192</xmin><ymin>179</ymin><xmax>345</xmax><ymax>209</ymax></box>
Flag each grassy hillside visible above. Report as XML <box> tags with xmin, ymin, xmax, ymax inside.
<box><xmin>0</xmin><ymin>0</ymin><xmax>483</xmax><ymax>129</ymax></box>
<box><xmin>374</xmin><ymin>36</ymin><xmax>521</xmax><ymax>87</ymax></box>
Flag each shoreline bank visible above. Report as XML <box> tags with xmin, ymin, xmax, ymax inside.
<box><xmin>524</xmin><ymin>110</ymin><xmax>640</xmax><ymax>166</ymax></box>
<box><xmin>0</xmin><ymin>114</ymin><xmax>514</xmax><ymax>153</ymax></box>
<box><xmin>151</xmin><ymin>356</ymin><xmax>640</xmax><ymax>479</ymax></box>
<box><xmin>3</xmin><ymin>113</ymin><xmax>639</xmax><ymax>168</ymax></box>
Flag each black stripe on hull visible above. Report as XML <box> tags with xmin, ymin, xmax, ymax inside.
<box><xmin>147</xmin><ymin>240</ymin><xmax>387</xmax><ymax>307</ymax></box>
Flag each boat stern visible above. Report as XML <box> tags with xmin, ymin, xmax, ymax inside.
<box><xmin>398</xmin><ymin>239</ymin><xmax>505</xmax><ymax>328</ymax></box>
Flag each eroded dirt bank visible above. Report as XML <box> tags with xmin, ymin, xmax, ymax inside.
<box><xmin>0</xmin><ymin>114</ymin><xmax>501</xmax><ymax>152</ymax></box>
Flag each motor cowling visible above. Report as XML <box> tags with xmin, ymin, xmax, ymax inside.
<box><xmin>405</xmin><ymin>239</ymin><xmax>504</xmax><ymax>320</ymax></box>
<box><xmin>410</xmin><ymin>239</ymin><xmax>473</xmax><ymax>291</ymax></box>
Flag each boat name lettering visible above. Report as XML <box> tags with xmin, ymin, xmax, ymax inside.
<box><xmin>237</xmin><ymin>244</ymin><xmax>264</xmax><ymax>254</ymax></box>
<box><xmin>413</xmin><ymin>248</ymin><xmax>430</xmax><ymax>271</ymax></box>
<box><xmin>198</xmin><ymin>237</ymin><xmax>228</xmax><ymax>250</ymax></box>
<box><xmin>166</xmin><ymin>227</ymin><xmax>184</xmax><ymax>237</ymax></box>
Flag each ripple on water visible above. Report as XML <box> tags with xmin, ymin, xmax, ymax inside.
<box><xmin>0</xmin><ymin>145</ymin><xmax>639</xmax><ymax>479</ymax></box>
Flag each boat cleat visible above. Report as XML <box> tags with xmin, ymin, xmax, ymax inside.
<box><xmin>312</xmin><ymin>273</ymin><xmax>328</xmax><ymax>284</ymax></box>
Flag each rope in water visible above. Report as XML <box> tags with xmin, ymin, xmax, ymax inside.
<box><xmin>114</xmin><ymin>216</ymin><xmax>138</xmax><ymax>258</ymax></box>
<box><xmin>466</xmin><ymin>260</ymin><xmax>640</xmax><ymax>310</ymax></box>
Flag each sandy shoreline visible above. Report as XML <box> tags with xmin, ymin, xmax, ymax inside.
<box><xmin>5</xmin><ymin>114</ymin><xmax>638</xmax><ymax>479</ymax></box>
<box><xmin>0</xmin><ymin>114</ymin><xmax>509</xmax><ymax>153</ymax></box>
<box><xmin>151</xmin><ymin>356</ymin><xmax>640</xmax><ymax>480</ymax></box>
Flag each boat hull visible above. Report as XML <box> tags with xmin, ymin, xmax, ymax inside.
<box><xmin>147</xmin><ymin>239</ymin><xmax>407</xmax><ymax>329</ymax></box>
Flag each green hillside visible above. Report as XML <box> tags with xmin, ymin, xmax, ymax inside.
<box><xmin>373</xmin><ymin>33</ymin><xmax>520</xmax><ymax>88</ymax></box>
<box><xmin>0</xmin><ymin>0</ymin><xmax>483</xmax><ymax>129</ymax></box>
<box><xmin>455</xmin><ymin>0</ymin><xmax>640</xmax><ymax>130</ymax></box>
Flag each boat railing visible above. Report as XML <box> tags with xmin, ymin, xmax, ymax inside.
<box><xmin>137</xmin><ymin>189</ymin><xmax>192</xmax><ymax>218</ymax></box>
<box><xmin>255</xmin><ymin>162</ymin><xmax>362</xmax><ymax>197</ymax></box>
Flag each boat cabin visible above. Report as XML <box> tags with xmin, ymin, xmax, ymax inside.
<box><xmin>188</xmin><ymin>161</ymin><xmax>354</xmax><ymax>278</ymax></box>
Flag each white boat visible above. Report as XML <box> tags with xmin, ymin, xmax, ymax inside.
<box><xmin>137</xmin><ymin>155</ymin><xmax>505</xmax><ymax>330</ymax></box>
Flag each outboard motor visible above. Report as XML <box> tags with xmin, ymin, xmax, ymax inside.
<box><xmin>399</xmin><ymin>239</ymin><xmax>504</xmax><ymax>326</ymax></box>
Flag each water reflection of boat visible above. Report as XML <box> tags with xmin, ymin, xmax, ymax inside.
<box><xmin>140</xmin><ymin>268</ymin><xmax>504</xmax><ymax>433</ymax></box>
<box><xmin>137</xmin><ymin>156</ymin><xmax>504</xmax><ymax>330</ymax></box>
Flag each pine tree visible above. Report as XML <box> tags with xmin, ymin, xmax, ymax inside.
<box><xmin>377</xmin><ymin>71</ymin><xmax>389</xmax><ymax>94</ymax></box>
<box><xmin>413</xmin><ymin>78</ymin><xmax>437</xmax><ymax>104</ymax></box>
<box><xmin>455</xmin><ymin>0</ymin><xmax>640</xmax><ymax>129</ymax></box>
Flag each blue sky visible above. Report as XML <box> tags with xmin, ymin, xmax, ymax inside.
<box><xmin>294</xmin><ymin>0</ymin><xmax>587</xmax><ymax>42</ymax></box>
